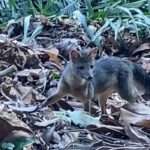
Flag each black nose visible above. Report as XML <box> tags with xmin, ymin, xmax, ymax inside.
<box><xmin>87</xmin><ymin>76</ymin><xmax>93</xmax><ymax>80</ymax></box>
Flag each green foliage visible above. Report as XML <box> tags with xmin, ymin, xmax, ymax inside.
<box><xmin>72</xmin><ymin>0</ymin><xmax>150</xmax><ymax>47</ymax></box>
<box><xmin>1</xmin><ymin>0</ymin><xmax>150</xmax><ymax>47</ymax></box>
<box><xmin>28</xmin><ymin>0</ymin><xmax>80</xmax><ymax>16</ymax></box>
<box><xmin>22</xmin><ymin>15</ymin><xmax>43</xmax><ymax>44</ymax></box>
<box><xmin>51</xmin><ymin>71</ymin><xmax>60</xmax><ymax>80</ymax></box>
<box><xmin>8</xmin><ymin>0</ymin><xmax>17</xmax><ymax>8</ymax></box>
<box><xmin>0</xmin><ymin>136</ymin><xmax>34</xmax><ymax>150</ymax></box>
<box><xmin>29</xmin><ymin>0</ymin><xmax>58</xmax><ymax>16</ymax></box>
<box><xmin>22</xmin><ymin>15</ymin><xmax>32</xmax><ymax>43</ymax></box>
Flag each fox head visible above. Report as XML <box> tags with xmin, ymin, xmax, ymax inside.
<box><xmin>69</xmin><ymin>48</ymin><xmax>97</xmax><ymax>81</ymax></box>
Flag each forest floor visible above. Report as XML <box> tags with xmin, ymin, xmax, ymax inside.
<box><xmin>0</xmin><ymin>15</ymin><xmax>150</xmax><ymax>150</ymax></box>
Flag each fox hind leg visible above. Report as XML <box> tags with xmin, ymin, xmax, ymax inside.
<box><xmin>118</xmin><ymin>70</ymin><xmax>138</xmax><ymax>103</ymax></box>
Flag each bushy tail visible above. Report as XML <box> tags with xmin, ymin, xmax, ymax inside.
<box><xmin>133</xmin><ymin>63</ymin><xmax>150</xmax><ymax>93</ymax></box>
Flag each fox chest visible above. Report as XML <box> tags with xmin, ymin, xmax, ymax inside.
<box><xmin>69</xmin><ymin>83</ymin><xmax>94</xmax><ymax>100</ymax></box>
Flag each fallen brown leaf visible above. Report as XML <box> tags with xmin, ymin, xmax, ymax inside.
<box><xmin>0</xmin><ymin>111</ymin><xmax>32</xmax><ymax>141</ymax></box>
<box><xmin>124</xmin><ymin>124</ymin><xmax>150</xmax><ymax>144</ymax></box>
<box><xmin>119</xmin><ymin>108</ymin><xmax>150</xmax><ymax>128</ymax></box>
<box><xmin>132</xmin><ymin>43</ymin><xmax>150</xmax><ymax>56</ymax></box>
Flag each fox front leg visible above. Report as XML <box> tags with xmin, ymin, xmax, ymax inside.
<box><xmin>83</xmin><ymin>99</ymin><xmax>92</xmax><ymax>114</ymax></box>
<box><xmin>83</xmin><ymin>82</ymin><xmax>94</xmax><ymax>114</ymax></box>
<box><xmin>98</xmin><ymin>93</ymin><xmax>110</xmax><ymax>122</ymax></box>
<box><xmin>40</xmin><ymin>79</ymin><xmax>68</xmax><ymax>108</ymax></box>
<box><xmin>41</xmin><ymin>91</ymin><xmax>65</xmax><ymax>108</ymax></box>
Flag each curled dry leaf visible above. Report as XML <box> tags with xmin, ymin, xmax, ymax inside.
<box><xmin>47</xmin><ymin>48</ymin><xmax>60</xmax><ymax>65</ymax></box>
<box><xmin>16</xmin><ymin>68</ymin><xmax>49</xmax><ymax>92</ymax></box>
<box><xmin>43</xmin><ymin>126</ymin><xmax>61</xmax><ymax>144</ymax></box>
<box><xmin>123</xmin><ymin>102</ymin><xmax>150</xmax><ymax>115</ymax></box>
<box><xmin>140</xmin><ymin>57</ymin><xmax>150</xmax><ymax>73</ymax></box>
<box><xmin>0</xmin><ymin>111</ymin><xmax>32</xmax><ymax>141</ymax></box>
<box><xmin>1</xmin><ymin>80</ymin><xmax>46</xmax><ymax>105</ymax></box>
<box><xmin>132</xmin><ymin>43</ymin><xmax>150</xmax><ymax>56</ymax></box>
<box><xmin>37</xmin><ymin>48</ymin><xmax>61</xmax><ymax>67</ymax></box>
<box><xmin>54</xmin><ymin>38</ymin><xmax>82</xmax><ymax>60</ymax></box>
<box><xmin>0</xmin><ymin>39</ymin><xmax>40</xmax><ymax>69</ymax></box>
<box><xmin>0</xmin><ymin>34</ymin><xmax>8</xmax><ymax>42</ymax></box>
<box><xmin>40</xmin><ymin>119</ymin><xmax>81</xmax><ymax>149</ymax></box>
<box><xmin>87</xmin><ymin>125</ymin><xmax>124</xmax><ymax>138</ymax></box>
<box><xmin>8</xmin><ymin>105</ymin><xmax>38</xmax><ymax>113</ymax></box>
<box><xmin>124</xmin><ymin>124</ymin><xmax>150</xmax><ymax>144</ymax></box>
<box><xmin>16</xmin><ymin>68</ymin><xmax>47</xmax><ymax>79</ymax></box>
<box><xmin>42</xmin><ymin>126</ymin><xmax>56</xmax><ymax>144</ymax></box>
<box><xmin>119</xmin><ymin>108</ymin><xmax>150</xmax><ymax>128</ymax></box>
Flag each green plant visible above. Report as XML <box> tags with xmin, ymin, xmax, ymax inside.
<box><xmin>73</xmin><ymin>0</ymin><xmax>150</xmax><ymax>47</ymax></box>
<box><xmin>29</xmin><ymin>0</ymin><xmax>57</xmax><ymax>16</ymax></box>
<box><xmin>29</xmin><ymin>0</ymin><xmax>80</xmax><ymax>16</ymax></box>
<box><xmin>22</xmin><ymin>15</ymin><xmax>43</xmax><ymax>44</ymax></box>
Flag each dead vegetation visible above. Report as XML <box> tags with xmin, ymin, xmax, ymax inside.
<box><xmin>0</xmin><ymin>15</ymin><xmax>150</xmax><ymax>150</ymax></box>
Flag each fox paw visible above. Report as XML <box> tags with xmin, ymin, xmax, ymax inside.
<box><xmin>100</xmin><ymin>114</ymin><xmax>109</xmax><ymax>123</ymax></box>
<box><xmin>100</xmin><ymin>114</ymin><xmax>119</xmax><ymax>125</ymax></box>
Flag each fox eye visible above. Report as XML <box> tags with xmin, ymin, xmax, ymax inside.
<box><xmin>90</xmin><ymin>65</ymin><xmax>94</xmax><ymax>69</ymax></box>
<box><xmin>78</xmin><ymin>66</ymin><xmax>84</xmax><ymax>70</ymax></box>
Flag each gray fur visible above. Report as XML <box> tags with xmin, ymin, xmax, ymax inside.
<box><xmin>41</xmin><ymin>50</ymin><xmax>150</xmax><ymax>115</ymax></box>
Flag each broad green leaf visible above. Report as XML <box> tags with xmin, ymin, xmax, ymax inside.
<box><xmin>93</xmin><ymin>35</ymin><xmax>103</xmax><ymax>47</ymax></box>
<box><xmin>28</xmin><ymin>0</ymin><xmax>39</xmax><ymax>15</ymax></box>
<box><xmin>110</xmin><ymin>19</ymin><xmax>122</xmax><ymax>40</ymax></box>
<box><xmin>84</xmin><ymin>0</ymin><xmax>94</xmax><ymax>17</ymax></box>
<box><xmin>122</xmin><ymin>0</ymin><xmax>146</xmax><ymax>8</ymax></box>
<box><xmin>143</xmin><ymin>16</ymin><xmax>150</xmax><ymax>26</ymax></box>
<box><xmin>35</xmin><ymin>0</ymin><xmax>43</xmax><ymax>12</ymax></box>
<box><xmin>110</xmin><ymin>0</ymin><xmax>121</xmax><ymax>9</ymax></box>
<box><xmin>97</xmin><ymin>9</ymin><xmax>108</xmax><ymax>21</ymax></box>
<box><xmin>134</xmin><ymin>20</ymin><xmax>150</xmax><ymax>28</ymax></box>
<box><xmin>61</xmin><ymin>2</ymin><xmax>78</xmax><ymax>16</ymax></box>
<box><xmin>132</xmin><ymin>20</ymin><xmax>150</xmax><ymax>34</ymax></box>
<box><xmin>116</xmin><ymin>6</ymin><xmax>139</xmax><ymax>40</ymax></box>
<box><xmin>22</xmin><ymin>15</ymin><xmax>32</xmax><ymax>43</ymax></box>
<box><xmin>134</xmin><ymin>14</ymin><xmax>150</xmax><ymax>34</ymax></box>
<box><xmin>129</xmin><ymin>8</ymin><xmax>144</xmax><ymax>15</ymax></box>
<box><xmin>148</xmin><ymin>0</ymin><xmax>150</xmax><ymax>13</ymax></box>
<box><xmin>87</xmin><ymin>25</ymin><xmax>97</xmax><ymax>38</ymax></box>
<box><xmin>8</xmin><ymin>0</ymin><xmax>16</xmax><ymax>8</ymax></box>
<box><xmin>30</xmin><ymin>25</ymin><xmax>43</xmax><ymax>41</ymax></box>
<box><xmin>73</xmin><ymin>10</ymin><xmax>87</xmax><ymax>27</ymax></box>
<box><xmin>73</xmin><ymin>10</ymin><xmax>94</xmax><ymax>39</ymax></box>
<box><xmin>92</xmin><ymin>18</ymin><xmax>112</xmax><ymax>42</ymax></box>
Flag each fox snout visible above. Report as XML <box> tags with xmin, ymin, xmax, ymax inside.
<box><xmin>87</xmin><ymin>75</ymin><xmax>93</xmax><ymax>81</ymax></box>
<box><xmin>82</xmin><ymin>75</ymin><xmax>93</xmax><ymax>81</ymax></box>
<box><xmin>83</xmin><ymin>72</ymin><xmax>93</xmax><ymax>81</ymax></box>
<box><xmin>81</xmin><ymin>68</ymin><xmax>94</xmax><ymax>81</ymax></box>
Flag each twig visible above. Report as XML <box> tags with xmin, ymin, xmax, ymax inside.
<box><xmin>0</xmin><ymin>65</ymin><xmax>17</xmax><ymax>77</ymax></box>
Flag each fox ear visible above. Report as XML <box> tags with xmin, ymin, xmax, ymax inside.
<box><xmin>69</xmin><ymin>50</ymin><xmax>80</xmax><ymax>62</ymax></box>
<box><xmin>88</xmin><ymin>48</ymin><xmax>97</xmax><ymax>59</ymax></box>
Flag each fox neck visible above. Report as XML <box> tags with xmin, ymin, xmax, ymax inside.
<box><xmin>69</xmin><ymin>63</ymin><xmax>87</xmax><ymax>86</ymax></box>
